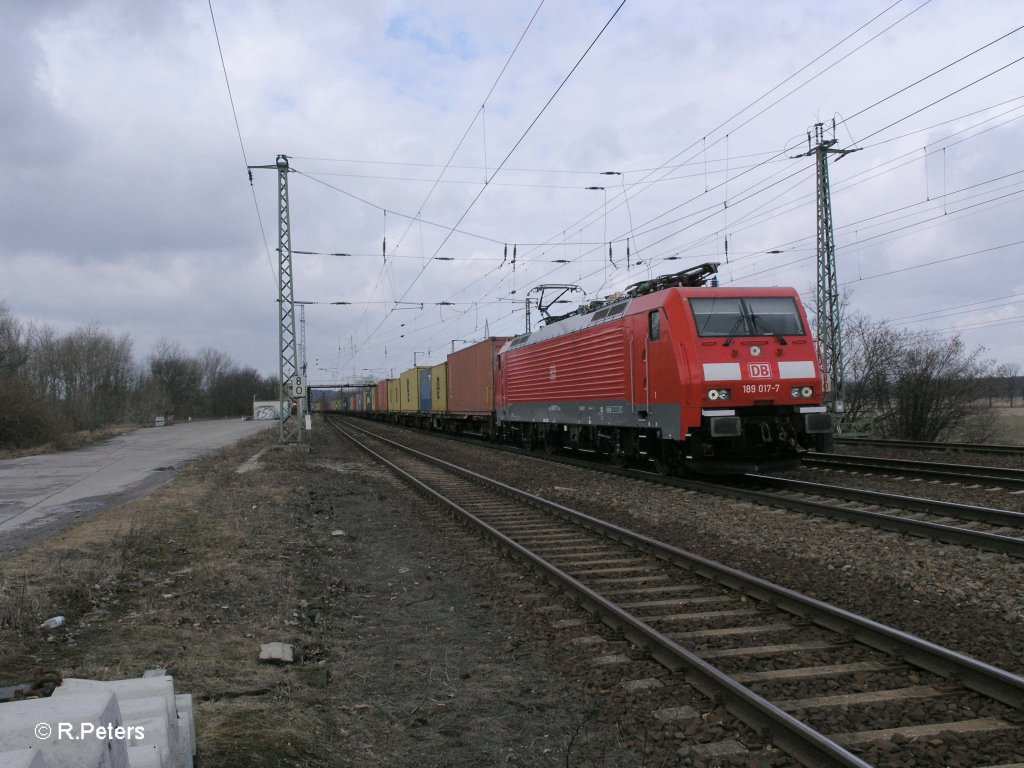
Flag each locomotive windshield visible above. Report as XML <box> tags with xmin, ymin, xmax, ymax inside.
<box><xmin>690</xmin><ymin>296</ymin><xmax>805</xmax><ymax>338</ymax></box>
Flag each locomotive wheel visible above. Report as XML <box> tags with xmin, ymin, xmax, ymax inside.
<box><xmin>610</xmin><ymin>449</ymin><xmax>631</xmax><ymax>468</ymax></box>
<box><xmin>652</xmin><ymin>456</ymin><xmax>672</xmax><ymax>476</ymax></box>
<box><xmin>544</xmin><ymin>439</ymin><xmax>560</xmax><ymax>456</ymax></box>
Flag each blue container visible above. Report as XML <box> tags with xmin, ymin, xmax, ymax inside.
<box><xmin>418</xmin><ymin>368</ymin><xmax>432</xmax><ymax>412</ymax></box>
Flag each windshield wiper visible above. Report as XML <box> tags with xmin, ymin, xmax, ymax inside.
<box><xmin>749</xmin><ymin>314</ymin><xmax>788</xmax><ymax>345</ymax></box>
<box><xmin>721</xmin><ymin>315</ymin><xmax>746</xmax><ymax>347</ymax></box>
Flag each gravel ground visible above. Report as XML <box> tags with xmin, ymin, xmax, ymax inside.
<box><xmin>2</xmin><ymin>424</ymin><xmax>723</xmax><ymax>767</ymax></box>
<box><xmin>365</xmin><ymin>421</ymin><xmax>1024</xmax><ymax>678</ymax></box>
<box><xmin>5</xmin><ymin>418</ymin><xmax>1021</xmax><ymax>767</ymax></box>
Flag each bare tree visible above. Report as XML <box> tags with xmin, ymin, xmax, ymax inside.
<box><xmin>998</xmin><ymin>362</ymin><xmax>1020</xmax><ymax>407</ymax></box>
<box><xmin>0</xmin><ymin>303</ymin><xmax>58</xmax><ymax>447</ymax></box>
<box><xmin>209</xmin><ymin>366</ymin><xmax>276</xmax><ymax>416</ymax></box>
<box><xmin>843</xmin><ymin>314</ymin><xmax>997</xmax><ymax>440</ymax></box>
<box><xmin>148</xmin><ymin>339</ymin><xmax>202</xmax><ymax>419</ymax></box>
<box><xmin>0</xmin><ymin>301</ymin><xmax>26</xmax><ymax>376</ymax></box>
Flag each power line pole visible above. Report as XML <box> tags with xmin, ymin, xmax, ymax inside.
<box><xmin>250</xmin><ymin>154</ymin><xmax>305</xmax><ymax>444</ymax></box>
<box><xmin>793</xmin><ymin>121</ymin><xmax>859</xmax><ymax>426</ymax></box>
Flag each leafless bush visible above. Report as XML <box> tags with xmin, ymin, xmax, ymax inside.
<box><xmin>843</xmin><ymin>313</ymin><xmax>998</xmax><ymax>441</ymax></box>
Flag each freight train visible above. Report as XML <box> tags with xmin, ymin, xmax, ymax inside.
<box><xmin>345</xmin><ymin>262</ymin><xmax>833</xmax><ymax>474</ymax></box>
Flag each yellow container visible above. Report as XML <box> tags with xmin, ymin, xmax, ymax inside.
<box><xmin>431</xmin><ymin>362</ymin><xmax>448</xmax><ymax>413</ymax></box>
<box><xmin>399</xmin><ymin>367</ymin><xmax>433</xmax><ymax>412</ymax></box>
<box><xmin>387</xmin><ymin>378</ymin><xmax>401</xmax><ymax>412</ymax></box>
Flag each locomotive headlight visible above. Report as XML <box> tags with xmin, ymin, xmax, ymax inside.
<box><xmin>707</xmin><ymin>389</ymin><xmax>720</xmax><ymax>400</ymax></box>
<box><xmin>707</xmin><ymin>388</ymin><xmax>730</xmax><ymax>401</ymax></box>
<box><xmin>790</xmin><ymin>387</ymin><xmax>801</xmax><ymax>398</ymax></box>
<box><xmin>801</xmin><ymin>386</ymin><xmax>813</xmax><ymax>398</ymax></box>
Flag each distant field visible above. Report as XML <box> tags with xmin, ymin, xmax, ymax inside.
<box><xmin>985</xmin><ymin>403</ymin><xmax>1024</xmax><ymax>445</ymax></box>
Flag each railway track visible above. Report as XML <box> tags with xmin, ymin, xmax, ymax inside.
<box><xmin>475</xmin><ymin>431</ymin><xmax>1024</xmax><ymax>558</ymax></box>
<box><xmin>328</xmin><ymin>416</ymin><xmax>1024</xmax><ymax>768</ymax></box>
<box><xmin>835</xmin><ymin>437</ymin><xmax>1024</xmax><ymax>457</ymax></box>
<box><xmin>802</xmin><ymin>453</ymin><xmax>1024</xmax><ymax>491</ymax></box>
<box><xmin>348</xmin><ymin>416</ymin><xmax>1024</xmax><ymax>557</ymax></box>
<box><xmin>725</xmin><ymin>474</ymin><xmax>1024</xmax><ymax>559</ymax></box>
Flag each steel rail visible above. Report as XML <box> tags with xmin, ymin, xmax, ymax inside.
<box><xmin>741</xmin><ymin>474</ymin><xmax>1024</xmax><ymax>529</ymax></box>
<box><xmin>802</xmin><ymin>453</ymin><xmax>1024</xmax><ymax>489</ymax></box>
<box><xmin>344</xmin><ymin>416</ymin><xmax>1024</xmax><ymax>556</ymax></box>
<box><xmin>329</xmin><ymin>418</ymin><xmax>1024</xmax><ymax>735</ymax></box>
<box><xmin>329</xmin><ymin>419</ymin><xmax>873</xmax><ymax>768</ymax></box>
<box><xmin>669</xmin><ymin>475</ymin><xmax>1024</xmax><ymax>558</ymax></box>
<box><xmin>533</xmin><ymin>450</ymin><xmax>1024</xmax><ymax>558</ymax></box>
<box><xmin>835</xmin><ymin>437</ymin><xmax>1024</xmax><ymax>456</ymax></box>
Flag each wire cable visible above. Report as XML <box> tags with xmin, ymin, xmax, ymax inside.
<box><xmin>207</xmin><ymin>0</ymin><xmax>276</xmax><ymax>286</ymax></box>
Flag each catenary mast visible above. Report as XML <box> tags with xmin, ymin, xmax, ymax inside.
<box><xmin>793</xmin><ymin>121</ymin><xmax>859</xmax><ymax>425</ymax></box>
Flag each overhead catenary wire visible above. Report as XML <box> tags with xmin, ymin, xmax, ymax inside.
<box><xmin>491</xmin><ymin>0</ymin><xmax>928</xmax><ymax>289</ymax></box>
<box><xmin>301</xmin><ymin>2</ymin><xmax>958</xmax><ymax>309</ymax></box>
<box><xmin>317</xmin><ymin>1</ymin><xmax>548</xmax><ymax>375</ymax></box>
<box><xmin>855</xmin><ymin>53</ymin><xmax>1024</xmax><ymax>145</ymax></box>
<box><xmin>207</xmin><ymin>0</ymin><xmax>276</xmax><ymax>285</ymax></box>
<box><xmin>313</xmin><ymin>4</ymin><xmax>1021</xmax><ymax>376</ymax></box>
<box><xmin>391</xmin><ymin>0</ymin><xmax>629</xmax><ymax>303</ymax></box>
<box><xmin>335</xmin><ymin>0</ymin><xmax>630</xmax><ymax>371</ymax></box>
<box><xmin>837</xmin><ymin>22</ymin><xmax>1024</xmax><ymax>129</ymax></box>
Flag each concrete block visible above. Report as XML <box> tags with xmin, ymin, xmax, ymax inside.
<box><xmin>2</xmin><ymin>675</ymin><xmax>193</xmax><ymax>768</ymax></box>
<box><xmin>121</xmin><ymin>717</ymin><xmax>169</xmax><ymax>766</ymax></box>
<box><xmin>175</xmin><ymin>695</ymin><xmax>194</xmax><ymax>768</ymax></box>
<box><xmin>0</xmin><ymin>749</ymin><xmax>49</xmax><ymax>768</ymax></box>
<box><xmin>54</xmin><ymin>679</ymin><xmax>175</xmax><ymax>761</ymax></box>
<box><xmin>259</xmin><ymin>642</ymin><xmax>294</xmax><ymax>663</ymax></box>
<box><xmin>55</xmin><ymin>677</ymin><xmax>176</xmax><ymax>737</ymax></box>
<box><xmin>125</xmin><ymin>745</ymin><xmax>163</xmax><ymax>768</ymax></box>
<box><xmin>0</xmin><ymin>690</ymin><xmax>129</xmax><ymax>768</ymax></box>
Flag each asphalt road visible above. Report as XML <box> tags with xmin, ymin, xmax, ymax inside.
<box><xmin>0</xmin><ymin>419</ymin><xmax>274</xmax><ymax>551</ymax></box>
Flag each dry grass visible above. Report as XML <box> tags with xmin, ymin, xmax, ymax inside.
<box><xmin>990</xmin><ymin>404</ymin><xmax>1024</xmax><ymax>444</ymax></box>
<box><xmin>0</xmin><ymin>578</ymin><xmax>40</xmax><ymax>633</ymax></box>
<box><xmin>0</xmin><ymin>430</ymin><xmax>339</xmax><ymax>766</ymax></box>
<box><xmin>0</xmin><ymin>424</ymin><xmax>137</xmax><ymax>460</ymax></box>
<box><xmin>0</xmin><ymin>425</ymin><xmax>646</xmax><ymax>767</ymax></box>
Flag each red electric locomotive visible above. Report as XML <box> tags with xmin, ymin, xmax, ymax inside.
<box><xmin>494</xmin><ymin>263</ymin><xmax>833</xmax><ymax>473</ymax></box>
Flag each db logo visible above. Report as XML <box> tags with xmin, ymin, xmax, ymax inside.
<box><xmin>748</xmin><ymin>363</ymin><xmax>772</xmax><ymax>379</ymax></box>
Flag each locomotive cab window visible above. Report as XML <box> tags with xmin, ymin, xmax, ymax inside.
<box><xmin>690</xmin><ymin>296</ymin><xmax>804</xmax><ymax>338</ymax></box>
<box><xmin>648</xmin><ymin>310</ymin><xmax>661</xmax><ymax>341</ymax></box>
<box><xmin>744</xmin><ymin>297</ymin><xmax>805</xmax><ymax>336</ymax></box>
<box><xmin>690</xmin><ymin>298</ymin><xmax>743</xmax><ymax>336</ymax></box>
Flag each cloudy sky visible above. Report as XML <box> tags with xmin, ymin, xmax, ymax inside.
<box><xmin>5</xmin><ymin>0</ymin><xmax>1023</xmax><ymax>384</ymax></box>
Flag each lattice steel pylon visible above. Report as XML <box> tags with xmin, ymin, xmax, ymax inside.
<box><xmin>275</xmin><ymin>155</ymin><xmax>303</xmax><ymax>444</ymax></box>
<box><xmin>248</xmin><ymin>155</ymin><xmax>305</xmax><ymax>444</ymax></box>
<box><xmin>793</xmin><ymin>122</ymin><xmax>859</xmax><ymax>425</ymax></box>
